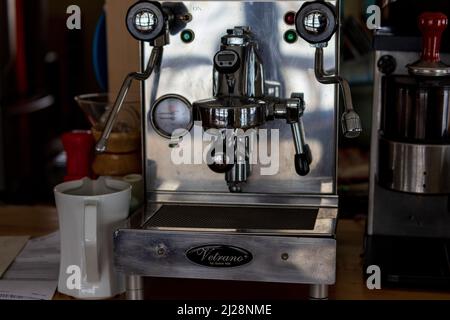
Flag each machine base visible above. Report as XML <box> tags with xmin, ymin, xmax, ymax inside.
<box><xmin>114</xmin><ymin>205</ymin><xmax>338</xmax><ymax>299</ymax></box>
<box><xmin>364</xmin><ymin>235</ymin><xmax>450</xmax><ymax>289</ymax></box>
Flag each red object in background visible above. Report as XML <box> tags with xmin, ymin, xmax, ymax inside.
<box><xmin>62</xmin><ymin>131</ymin><xmax>95</xmax><ymax>182</ymax></box>
<box><xmin>418</xmin><ymin>12</ymin><xmax>448</xmax><ymax>63</ymax></box>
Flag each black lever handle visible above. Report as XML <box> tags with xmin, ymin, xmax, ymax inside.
<box><xmin>291</xmin><ymin>121</ymin><xmax>312</xmax><ymax>177</ymax></box>
<box><xmin>288</xmin><ymin>93</ymin><xmax>312</xmax><ymax>177</ymax></box>
<box><xmin>295</xmin><ymin>153</ymin><xmax>310</xmax><ymax>176</ymax></box>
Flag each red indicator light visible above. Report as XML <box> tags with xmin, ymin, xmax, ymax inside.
<box><xmin>284</xmin><ymin>11</ymin><xmax>296</xmax><ymax>25</ymax></box>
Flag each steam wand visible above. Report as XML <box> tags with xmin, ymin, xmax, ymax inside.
<box><xmin>294</xmin><ymin>0</ymin><xmax>361</xmax><ymax>139</ymax></box>
<box><xmin>314</xmin><ymin>47</ymin><xmax>362</xmax><ymax>139</ymax></box>
<box><xmin>95</xmin><ymin>46</ymin><xmax>163</xmax><ymax>153</ymax></box>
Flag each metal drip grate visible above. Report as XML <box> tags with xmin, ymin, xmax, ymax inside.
<box><xmin>145</xmin><ymin>205</ymin><xmax>318</xmax><ymax>232</ymax></box>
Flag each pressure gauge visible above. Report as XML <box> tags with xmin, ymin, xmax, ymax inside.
<box><xmin>151</xmin><ymin>94</ymin><xmax>193</xmax><ymax>139</ymax></box>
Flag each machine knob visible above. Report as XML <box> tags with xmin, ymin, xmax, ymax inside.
<box><xmin>134</xmin><ymin>10</ymin><xmax>159</xmax><ymax>33</ymax></box>
<box><xmin>295</xmin><ymin>1</ymin><xmax>338</xmax><ymax>45</ymax></box>
<box><xmin>126</xmin><ymin>1</ymin><xmax>165</xmax><ymax>43</ymax></box>
<box><xmin>377</xmin><ymin>55</ymin><xmax>397</xmax><ymax>75</ymax></box>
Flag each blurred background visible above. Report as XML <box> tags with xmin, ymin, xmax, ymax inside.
<box><xmin>0</xmin><ymin>0</ymin><xmax>105</xmax><ymax>203</ymax></box>
<box><xmin>0</xmin><ymin>0</ymin><xmax>374</xmax><ymax>207</ymax></box>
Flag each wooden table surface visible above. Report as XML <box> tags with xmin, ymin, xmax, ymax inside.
<box><xmin>1</xmin><ymin>205</ymin><xmax>449</xmax><ymax>300</ymax></box>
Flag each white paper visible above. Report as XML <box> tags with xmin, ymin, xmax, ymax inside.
<box><xmin>3</xmin><ymin>232</ymin><xmax>60</xmax><ymax>281</ymax></box>
<box><xmin>0</xmin><ymin>280</ymin><xmax>57</xmax><ymax>300</ymax></box>
<box><xmin>0</xmin><ymin>232</ymin><xmax>60</xmax><ymax>300</ymax></box>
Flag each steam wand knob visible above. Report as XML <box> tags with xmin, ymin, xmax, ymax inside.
<box><xmin>96</xmin><ymin>1</ymin><xmax>181</xmax><ymax>153</ymax></box>
<box><xmin>295</xmin><ymin>1</ymin><xmax>362</xmax><ymax>139</ymax></box>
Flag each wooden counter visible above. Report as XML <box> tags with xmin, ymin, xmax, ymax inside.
<box><xmin>0</xmin><ymin>205</ymin><xmax>449</xmax><ymax>300</ymax></box>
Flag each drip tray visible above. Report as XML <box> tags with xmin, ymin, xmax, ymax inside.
<box><xmin>144</xmin><ymin>205</ymin><xmax>319</xmax><ymax>234</ymax></box>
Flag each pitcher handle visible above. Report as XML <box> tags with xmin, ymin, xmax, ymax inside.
<box><xmin>84</xmin><ymin>201</ymin><xmax>100</xmax><ymax>282</ymax></box>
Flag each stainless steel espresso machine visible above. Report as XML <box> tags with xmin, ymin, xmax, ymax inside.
<box><xmin>366</xmin><ymin>1</ymin><xmax>450</xmax><ymax>288</ymax></box>
<box><xmin>98</xmin><ymin>0</ymin><xmax>361</xmax><ymax>299</ymax></box>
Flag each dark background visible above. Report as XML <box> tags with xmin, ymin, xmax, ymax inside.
<box><xmin>0</xmin><ymin>0</ymin><xmax>104</xmax><ymax>203</ymax></box>
<box><xmin>1</xmin><ymin>0</ymin><xmax>445</xmax><ymax>211</ymax></box>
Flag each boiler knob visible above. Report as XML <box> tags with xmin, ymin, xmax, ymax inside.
<box><xmin>126</xmin><ymin>1</ymin><xmax>166</xmax><ymax>42</ymax></box>
<box><xmin>295</xmin><ymin>1</ymin><xmax>338</xmax><ymax>45</ymax></box>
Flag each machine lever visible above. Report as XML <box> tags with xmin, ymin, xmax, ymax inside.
<box><xmin>291</xmin><ymin>120</ymin><xmax>312</xmax><ymax>177</ymax></box>
<box><xmin>314</xmin><ymin>47</ymin><xmax>362</xmax><ymax>139</ymax></box>
<box><xmin>95</xmin><ymin>46</ymin><xmax>163</xmax><ymax>153</ymax></box>
<box><xmin>289</xmin><ymin>94</ymin><xmax>312</xmax><ymax>177</ymax></box>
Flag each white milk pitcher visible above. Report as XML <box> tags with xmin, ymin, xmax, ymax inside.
<box><xmin>54</xmin><ymin>177</ymin><xmax>131</xmax><ymax>299</ymax></box>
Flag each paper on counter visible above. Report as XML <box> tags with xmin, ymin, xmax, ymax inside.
<box><xmin>0</xmin><ymin>236</ymin><xmax>29</xmax><ymax>278</ymax></box>
<box><xmin>3</xmin><ymin>232</ymin><xmax>60</xmax><ymax>281</ymax></box>
<box><xmin>0</xmin><ymin>280</ymin><xmax>57</xmax><ymax>300</ymax></box>
<box><xmin>0</xmin><ymin>232</ymin><xmax>60</xmax><ymax>300</ymax></box>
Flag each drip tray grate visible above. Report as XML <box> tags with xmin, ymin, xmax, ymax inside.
<box><xmin>144</xmin><ymin>205</ymin><xmax>318</xmax><ymax>232</ymax></box>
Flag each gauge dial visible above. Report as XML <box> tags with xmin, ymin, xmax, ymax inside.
<box><xmin>151</xmin><ymin>94</ymin><xmax>193</xmax><ymax>138</ymax></box>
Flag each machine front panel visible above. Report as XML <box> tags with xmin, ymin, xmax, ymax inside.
<box><xmin>114</xmin><ymin>229</ymin><xmax>336</xmax><ymax>285</ymax></box>
<box><xmin>142</xmin><ymin>1</ymin><xmax>338</xmax><ymax>201</ymax></box>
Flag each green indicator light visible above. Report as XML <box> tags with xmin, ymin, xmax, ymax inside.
<box><xmin>181</xmin><ymin>30</ymin><xmax>195</xmax><ymax>43</ymax></box>
<box><xmin>284</xmin><ymin>30</ymin><xmax>298</xmax><ymax>44</ymax></box>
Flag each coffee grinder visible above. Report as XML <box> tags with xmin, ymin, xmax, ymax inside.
<box><xmin>366</xmin><ymin>6</ymin><xmax>450</xmax><ymax>287</ymax></box>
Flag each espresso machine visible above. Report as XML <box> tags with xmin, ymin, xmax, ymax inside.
<box><xmin>366</xmin><ymin>0</ymin><xmax>450</xmax><ymax>287</ymax></box>
<box><xmin>97</xmin><ymin>0</ymin><xmax>361</xmax><ymax>299</ymax></box>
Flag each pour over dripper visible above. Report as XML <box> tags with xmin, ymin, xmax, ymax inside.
<box><xmin>74</xmin><ymin>93</ymin><xmax>141</xmax><ymax>154</ymax></box>
<box><xmin>74</xmin><ymin>93</ymin><xmax>142</xmax><ymax>175</ymax></box>
<box><xmin>75</xmin><ymin>93</ymin><xmax>141</xmax><ymax>133</ymax></box>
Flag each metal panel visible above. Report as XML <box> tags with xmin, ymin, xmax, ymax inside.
<box><xmin>378</xmin><ymin>138</ymin><xmax>450</xmax><ymax>194</ymax></box>
<box><xmin>114</xmin><ymin>229</ymin><xmax>336</xmax><ymax>285</ymax></box>
<box><xmin>142</xmin><ymin>1</ymin><xmax>338</xmax><ymax>205</ymax></box>
<box><xmin>147</xmin><ymin>192</ymin><xmax>339</xmax><ymax>208</ymax></box>
<box><xmin>372</xmin><ymin>183</ymin><xmax>450</xmax><ymax>238</ymax></box>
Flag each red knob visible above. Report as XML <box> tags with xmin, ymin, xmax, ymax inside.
<box><xmin>62</xmin><ymin>131</ymin><xmax>95</xmax><ymax>182</ymax></box>
<box><xmin>418</xmin><ymin>12</ymin><xmax>448</xmax><ymax>63</ymax></box>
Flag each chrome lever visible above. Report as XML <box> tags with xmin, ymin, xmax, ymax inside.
<box><xmin>291</xmin><ymin>120</ymin><xmax>312</xmax><ymax>176</ymax></box>
<box><xmin>289</xmin><ymin>94</ymin><xmax>312</xmax><ymax>176</ymax></box>
<box><xmin>271</xmin><ymin>94</ymin><xmax>312</xmax><ymax>176</ymax></box>
<box><xmin>314</xmin><ymin>47</ymin><xmax>362</xmax><ymax>139</ymax></box>
<box><xmin>295</xmin><ymin>1</ymin><xmax>360</xmax><ymax>138</ymax></box>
